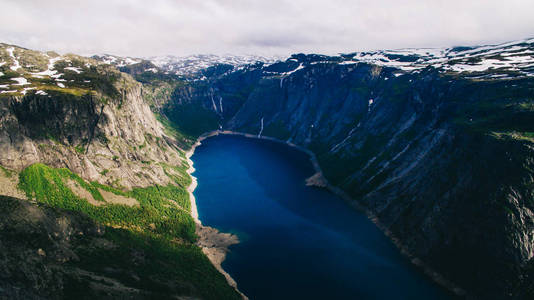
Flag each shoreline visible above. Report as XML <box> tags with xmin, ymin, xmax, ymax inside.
<box><xmin>184</xmin><ymin>132</ymin><xmax>249</xmax><ymax>300</ymax></box>
<box><xmin>193</xmin><ymin>130</ymin><xmax>466</xmax><ymax>298</ymax></box>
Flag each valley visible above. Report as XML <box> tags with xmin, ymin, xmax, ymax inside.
<box><xmin>0</xmin><ymin>38</ymin><xmax>534</xmax><ymax>299</ymax></box>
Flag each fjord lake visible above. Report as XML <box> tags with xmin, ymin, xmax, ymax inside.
<box><xmin>192</xmin><ymin>135</ymin><xmax>450</xmax><ymax>300</ymax></box>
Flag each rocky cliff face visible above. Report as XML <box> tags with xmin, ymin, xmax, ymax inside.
<box><xmin>164</xmin><ymin>43</ymin><xmax>534</xmax><ymax>298</ymax></box>
<box><xmin>0</xmin><ymin>44</ymin><xmax>184</xmax><ymax>190</ymax></box>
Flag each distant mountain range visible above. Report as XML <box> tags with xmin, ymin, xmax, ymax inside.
<box><xmin>2</xmin><ymin>37</ymin><xmax>532</xmax><ymax>97</ymax></box>
<box><xmin>91</xmin><ymin>53</ymin><xmax>281</xmax><ymax>77</ymax></box>
<box><xmin>91</xmin><ymin>37</ymin><xmax>534</xmax><ymax>79</ymax></box>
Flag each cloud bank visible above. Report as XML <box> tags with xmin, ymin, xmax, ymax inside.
<box><xmin>1</xmin><ymin>0</ymin><xmax>533</xmax><ymax>57</ymax></box>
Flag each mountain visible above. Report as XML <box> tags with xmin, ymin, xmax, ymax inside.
<box><xmin>149</xmin><ymin>54</ymin><xmax>281</xmax><ymax>77</ymax></box>
<box><xmin>1</xmin><ymin>38</ymin><xmax>534</xmax><ymax>299</ymax></box>
<box><xmin>341</xmin><ymin>37</ymin><xmax>534</xmax><ymax>78</ymax></box>
<box><xmin>91</xmin><ymin>53</ymin><xmax>281</xmax><ymax>78</ymax></box>
<box><xmin>0</xmin><ymin>43</ymin><xmax>240</xmax><ymax>299</ymax></box>
<box><xmin>162</xmin><ymin>38</ymin><xmax>534</xmax><ymax>298</ymax></box>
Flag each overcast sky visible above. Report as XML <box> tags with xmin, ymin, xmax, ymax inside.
<box><xmin>1</xmin><ymin>0</ymin><xmax>533</xmax><ymax>58</ymax></box>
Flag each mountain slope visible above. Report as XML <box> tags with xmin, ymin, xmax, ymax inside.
<box><xmin>0</xmin><ymin>43</ymin><xmax>240</xmax><ymax>299</ymax></box>
<box><xmin>162</xmin><ymin>38</ymin><xmax>534</xmax><ymax>299</ymax></box>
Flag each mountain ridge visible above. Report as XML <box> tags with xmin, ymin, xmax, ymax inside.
<box><xmin>1</xmin><ymin>37</ymin><xmax>534</xmax><ymax>299</ymax></box>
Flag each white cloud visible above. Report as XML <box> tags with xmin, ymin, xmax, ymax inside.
<box><xmin>1</xmin><ymin>0</ymin><xmax>533</xmax><ymax>57</ymax></box>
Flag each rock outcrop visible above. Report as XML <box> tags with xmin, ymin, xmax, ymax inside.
<box><xmin>0</xmin><ymin>70</ymin><xmax>183</xmax><ymax>190</ymax></box>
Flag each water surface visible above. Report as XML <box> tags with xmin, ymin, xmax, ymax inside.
<box><xmin>193</xmin><ymin>135</ymin><xmax>451</xmax><ymax>300</ymax></box>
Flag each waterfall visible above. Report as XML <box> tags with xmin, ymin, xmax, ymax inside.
<box><xmin>258</xmin><ymin>117</ymin><xmax>264</xmax><ymax>137</ymax></box>
<box><xmin>210</xmin><ymin>93</ymin><xmax>217</xmax><ymax>112</ymax></box>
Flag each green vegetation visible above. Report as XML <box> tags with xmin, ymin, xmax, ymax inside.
<box><xmin>450</xmin><ymin>79</ymin><xmax>534</xmax><ymax>134</ymax></box>
<box><xmin>14</xmin><ymin>162</ymin><xmax>239</xmax><ymax>298</ymax></box>
<box><xmin>156</xmin><ymin>114</ymin><xmax>196</xmax><ymax>149</ymax></box>
<box><xmin>18</xmin><ymin>163</ymin><xmax>195</xmax><ymax>241</ymax></box>
<box><xmin>73</xmin><ymin>227</ymin><xmax>240</xmax><ymax>299</ymax></box>
<box><xmin>74</xmin><ymin>144</ymin><xmax>85</xmax><ymax>154</ymax></box>
<box><xmin>164</xmin><ymin>103</ymin><xmax>220</xmax><ymax>139</ymax></box>
<box><xmin>0</xmin><ymin>194</ymin><xmax>239</xmax><ymax>300</ymax></box>
<box><xmin>491</xmin><ymin>131</ymin><xmax>534</xmax><ymax>143</ymax></box>
<box><xmin>263</xmin><ymin>120</ymin><xmax>292</xmax><ymax>140</ymax></box>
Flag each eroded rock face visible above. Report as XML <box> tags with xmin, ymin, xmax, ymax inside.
<box><xmin>0</xmin><ymin>72</ymin><xmax>184</xmax><ymax>190</ymax></box>
<box><xmin>167</xmin><ymin>58</ymin><xmax>534</xmax><ymax>298</ymax></box>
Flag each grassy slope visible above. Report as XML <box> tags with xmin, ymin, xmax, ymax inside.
<box><xmin>13</xmin><ymin>162</ymin><xmax>239</xmax><ymax>299</ymax></box>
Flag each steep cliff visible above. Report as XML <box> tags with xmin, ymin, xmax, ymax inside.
<box><xmin>0</xmin><ymin>44</ymin><xmax>240</xmax><ymax>299</ymax></box>
<box><xmin>164</xmin><ymin>40</ymin><xmax>534</xmax><ymax>298</ymax></box>
<box><xmin>0</xmin><ymin>46</ymin><xmax>184</xmax><ymax>189</ymax></box>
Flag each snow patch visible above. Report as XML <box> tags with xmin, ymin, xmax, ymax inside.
<box><xmin>64</xmin><ymin>66</ymin><xmax>82</xmax><ymax>74</ymax></box>
<box><xmin>32</xmin><ymin>56</ymin><xmax>62</xmax><ymax>77</ymax></box>
<box><xmin>6</xmin><ymin>47</ymin><xmax>21</xmax><ymax>71</ymax></box>
<box><xmin>280</xmin><ymin>63</ymin><xmax>305</xmax><ymax>76</ymax></box>
<box><xmin>21</xmin><ymin>87</ymin><xmax>35</xmax><ymax>95</ymax></box>
<box><xmin>11</xmin><ymin>77</ymin><xmax>30</xmax><ymax>85</ymax></box>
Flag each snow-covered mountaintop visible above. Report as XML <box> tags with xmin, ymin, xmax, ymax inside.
<box><xmin>149</xmin><ymin>54</ymin><xmax>282</xmax><ymax>76</ymax></box>
<box><xmin>0</xmin><ymin>43</ymin><xmax>118</xmax><ymax>97</ymax></box>
<box><xmin>91</xmin><ymin>53</ymin><xmax>282</xmax><ymax>78</ymax></box>
<box><xmin>91</xmin><ymin>54</ymin><xmax>142</xmax><ymax>68</ymax></box>
<box><xmin>337</xmin><ymin>38</ymin><xmax>534</xmax><ymax>79</ymax></box>
<box><xmin>89</xmin><ymin>38</ymin><xmax>534</xmax><ymax>81</ymax></box>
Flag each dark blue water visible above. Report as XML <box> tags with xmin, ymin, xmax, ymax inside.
<box><xmin>193</xmin><ymin>135</ymin><xmax>451</xmax><ymax>300</ymax></box>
